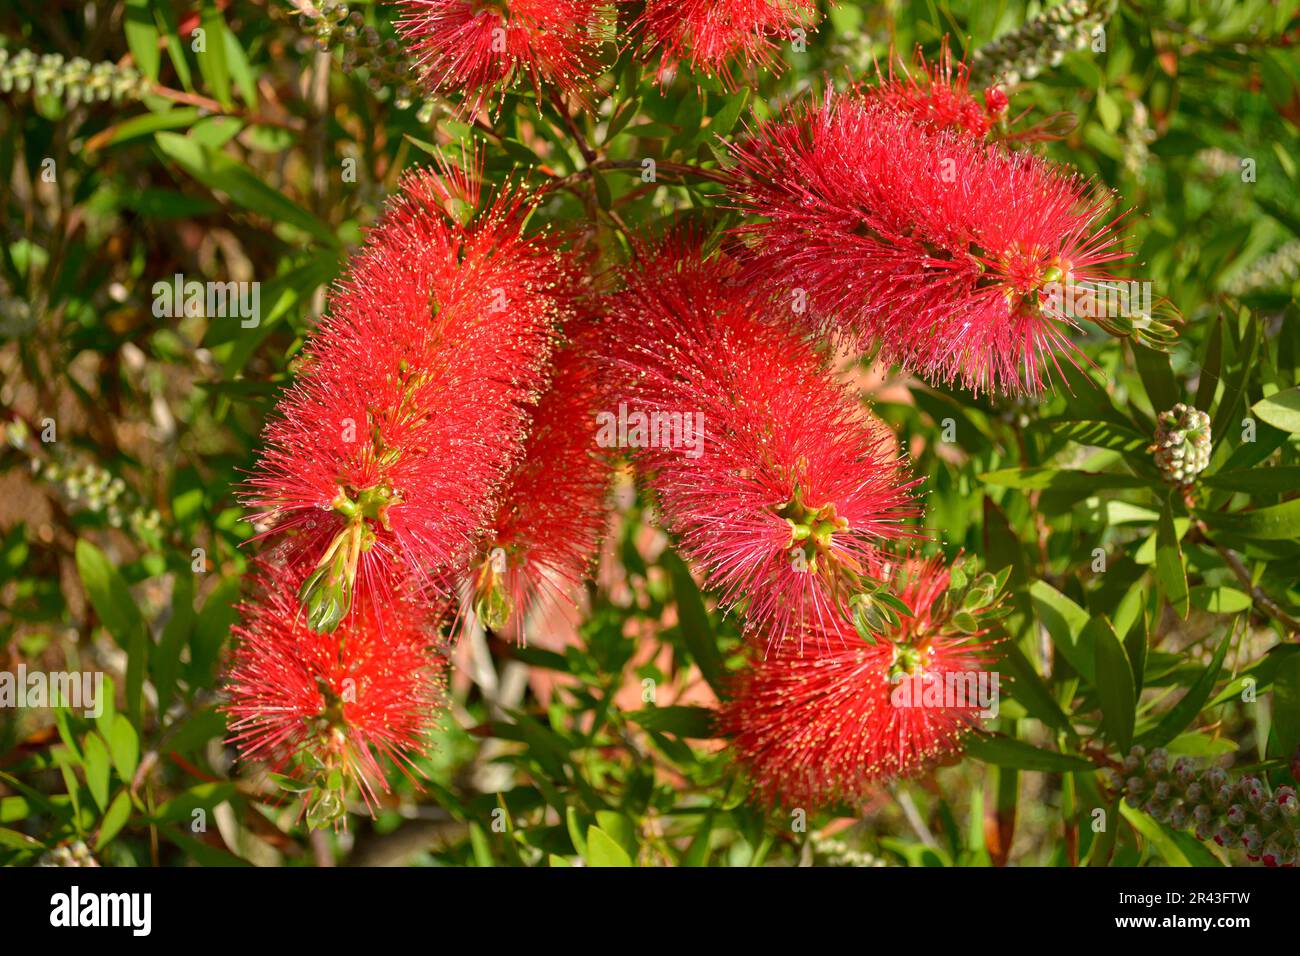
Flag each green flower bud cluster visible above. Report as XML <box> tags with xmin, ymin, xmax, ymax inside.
<box><xmin>850</xmin><ymin>558</ymin><xmax>1010</xmax><ymax>647</ymax></box>
<box><xmin>0</xmin><ymin>48</ymin><xmax>152</xmax><ymax>108</ymax></box>
<box><xmin>35</xmin><ymin>840</ymin><xmax>101</xmax><ymax>867</ymax></box>
<box><xmin>1223</xmin><ymin>239</ymin><xmax>1300</xmax><ymax>297</ymax></box>
<box><xmin>32</xmin><ymin>456</ymin><xmax>162</xmax><ymax>539</ymax></box>
<box><xmin>970</xmin><ymin>0</ymin><xmax>1114</xmax><ymax>87</ymax></box>
<box><xmin>1114</xmin><ymin>745</ymin><xmax>1300</xmax><ymax>866</ymax></box>
<box><xmin>1149</xmin><ymin>403</ymin><xmax>1211</xmax><ymax>488</ymax></box>
<box><xmin>278</xmin><ymin>0</ymin><xmax>436</xmax><ymax>122</ymax></box>
<box><xmin>810</xmin><ymin>835</ymin><xmax>889</xmax><ymax>867</ymax></box>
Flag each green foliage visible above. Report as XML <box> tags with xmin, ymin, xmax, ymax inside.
<box><xmin>1</xmin><ymin>0</ymin><xmax>1298</xmax><ymax>868</ymax></box>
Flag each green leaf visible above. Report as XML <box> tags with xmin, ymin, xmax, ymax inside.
<box><xmin>0</xmin><ymin>827</ymin><xmax>42</xmax><ymax>851</ymax></box>
<box><xmin>1037</xmin><ymin>419</ymin><xmax>1149</xmax><ymax>453</ymax></box>
<box><xmin>1272</xmin><ymin>652</ymin><xmax>1300</xmax><ymax>762</ymax></box>
<box><xmin>1197</xmin><ymin>498</ymin><xmax>1300</xmax><ymax>541</ymax></box>
<box><xmin>708</xmin><ymin>89</ymin><xmax>750</xmax><ymax>138</ymax></box>
<box><xmin>75</xmin><ymin>540</ymin><xmax>148</xmax><ymax>726</ymax></box>
<box><xmin>999</xmin><ymin>642</ymin><xmax>1073</xmax><ymax>733</ymax></box>
<box><xmin>1156</xmin><ymin>502</ymin><xmax>1189</xmax><ymax>618</ymax></box>
<box><xmin>188</xmin><ymin>575</ymin><xmax>241</xmax><ymax>689</ymax></box>
<box><xmin>1028</xmin><ymin>581</ymin><xmax>1094</xmax><ymax>681</ymax></box>
<box><xmin>196</xmin><ymin>1</ymin><xmax>231</xmax><ymax>108</ymax></box>
<box><xmin>980</xmin><ymin>468</ymin><xmax>1147</xmax><ymax>493</ymax></box>
<box><xmin>155</xmin><ymin>133</ymin><xmax>338</xmax><ymax>247</ymax></box>
<box><xmin>565</xmin><ymin>806</ymin><xmax>588</xmax><ymax>858</ymax></box>
<box><xmin>1201</xmin><ymin>466</ymin><xmax>1300</xmax><ymax>494</ymax></box>
<box><xmin>626</xmin><ymin>705</ymin><xmax>718</xmax><ymax>738</ymax></box>
<box><xmin>1138</xmin><ymin>634</ymin><xmax>1231</xmax><ymax>749</ymax></box>
<box><xmin>663</xmin><ymin>552</ymin><xmax>727</xmax><ymax>698</ymax></box>
<box><xmin>107</xmin><ymin>714</ymin><xmax>140</xmax><ymax>783</ymax></box>
<box><xmin>1091</xmin><ymin>618</ymin><xmax>1135</xmax><ymax>752</ymax></box>
<box><xmin>1119</xmin><ymin>803</ymin><xmax>1192</xmax><ymax>866</ymax></box>
<box><xmin>154</xmin><ymin>573</ymin><xmax>194</xmax><ymax>714</ymax></box>
<box><xmin>585</xmin><ymin>826</ymin><xmax>633</xmax><ymax>867</ymax></box>
<box><xmin>124</xmin><ymin>0</ymin><xmax>161</xmax><ymax>82</ymax></box>
<box><xmin>1194</xmin><ymin>315</ymin><xmax>1223</xmax><ymax>411</ymax></box>
<box><xmin>1189</xmin><ymin>586</ymin><xmax>1251</xmax><ymax>614</ymax></box>
<box><xmin>1211</xmin><ymin>308</ymin><xmax>1259</xmax><ymax>449</ymax></box>
<box><xmin>1132</xmin><ymin>343</ymin><xmax>1179</xmax><ymax>413</ymax></box>
<box><xmin>95</xmin><ymin>790</ymin><xmax>133</xmax><ymax>850</ymax></box>
<box><xmin>1250</xmin><ymin>388</ymin><xmax>1300</xmax><ymax>433</ymax></box>
<box><xmin>683</xmin><ymin>813</ymin><xmax>713</xmax><ymax>866</ymax></box>
<box><xmin>592</xmin><ymin>169</ymin><xmax>612</xmax><ymax>210</ymax></box>
<box><xmin>75</xmin><ymin>540</ymin><xmax>146</xmax><ymax>648</ymax></box>
<box><xmin>963</xmin><ymin>734</ymin><xmax>1093</xmax><ymax>772</ymax></box>
<box><xmin>83</xmin><ymin>732</ymin><xmax>111</xmax><ymax>812</ymax></box>
<box><xmin>101</xmin><ymin>108</ymin><xmax>203</xmax><ymax>149</ymax></box>
<box><xmin>1123</xmin><ymin>608</ymin><xmax>1148</xmax><ymax>694</ymax></box>
<box><xmin>593</xmin><ymin>811</ymin><xmax>639</xmax><ymax>859</ymax></box>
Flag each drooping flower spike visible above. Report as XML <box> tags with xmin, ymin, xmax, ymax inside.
<box><xmin>727</xmin><ymin>91</ymin><xmax>1169</xmax><ymax>395</ymax></box>
<box><xmin>606</xmin><ymin>235</ymin><xmax>918</xmax><ymax>647</ymax></box>
<box><xmin>394</xmin><ymin>0</ymin><xmax>615</xmax><ymax>116</ymax></box>
<box><xmin>719</xmin><ymin>556</ymin><xmax>1004</xmax><ymax>810</ymax></box>
<box><xmin>224</xmin><ymin>557</ymin><xmax>448</xmax><ymax>829</ymax></box>
<box><xmin>244</xmin><ymin>158</ymin><xmax>565</xmax><ymax>632</ymax></box>
<box><xmin>453</xmin><ymin>290</ymin><xmax>615</xmax><ymax>641</ymax></box>
<box><xmin>635</xmin><ymin>0</ymin><xmax>819</xmax><ymax>89</ymax></box>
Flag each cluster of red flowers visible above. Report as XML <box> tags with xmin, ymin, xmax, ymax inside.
<box><xmin>226</xmin><ymin>160</ymin><xmax>612</xmax><ymax>822</ymax></box>
<box><xmin>394</xmin><ymin>1</ymin><xmax>828</xmax><ymax>113</ymax></box>
<box><xmin>394</xmin><ymin>0</ymin><xmax>614</xmax><ymax>116</ymax></box>
<box><xmin>226</xmin><ymin>16</ymin><xmax>1142</xmax><ymax>820</ymax></box>
<box><xmin>636</xmin><ymin>0</ymin><xmax>820</xmax><ymax>88</ymax></box>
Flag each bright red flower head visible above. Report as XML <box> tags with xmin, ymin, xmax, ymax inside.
<box><xmin>719</xmin><ymin>557</ymin><xmax>1001</xmax><ymax>809</ymax></box>
<box><xmin>243</xmin><ymin>160</ymin><xmax>565</xmax><ymax>633</ymax></box>
<box><xmin>452</xmin><ymin>291</ymin><xmax>614</xmax><ymax>641</ymax></box>
<box><xmin>606</xmin><ymin>236</ymin><xmax>917</xmax><ymax>647</ymax></box>
<box><xmin>224</xmin><ymin>557</ymin><xmax>448</xmax><ymax>827</ymax></box>
<box><xmin>394</xmin><ymin>0</ymin><xmax>613</xmax><ymax>116</ymax></box>
<box><xmin>865</xmin><ymin>41</ymin><xmax>1005</xmax><ymax>139</ymax></box>
<box><xmin>728</xmin><ymin>91</ymin><xmax>1138</xmax><ymax>395</ymax></box>
<box><xmin>636</xmin><ymin>0</ymin><xmax>819</xmax><ymax>88</ymax></box>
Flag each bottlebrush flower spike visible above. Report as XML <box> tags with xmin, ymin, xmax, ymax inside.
<box><xmin>454</xmin><ymin>305</ymin><xmax>614</xmax><ymax>640</ymax></box>
<box><xmin>224</xmin><ymin>558</ymin><xmax>448</xmax><ymax>829</ymax></box>
<box><xmin>606</xmin><ymin>236</ymin><xmax>917</xmax><ymax>647</ymax></box>
<box><xmin>636</xmin><ymin>0</ymin><xmax>819</xmax><ymax>88</ymax></box>
<box><xmin>243</xmin><ymin>159</ymin><xmax>565</xmax><ymax>633</ymax></box>
<box><xmin>394</xmin><ymin>0</ymin><xmax>614</xmax><ymax>116</ymax></box>
<box><xmin>727</xmin><ymin>92</ymin><xmax>1165</xmax><ymax>395</ymax></box>
<box><xmin>719</xmin><ymin>557</ymin><xmax>1004</xmax><ymax>809</ymax></box>
<box><xmin>864</xmin><ymin>40</ymin><xmax>1007</xmax><ymax>139</ymax></box>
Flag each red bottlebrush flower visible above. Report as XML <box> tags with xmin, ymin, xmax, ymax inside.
<box><xmin>606</xmin><ymin>236</ymin><xmax>917</xmax><ymax>646</ymax></box>
<box><xmin>636</xmin><ymin>0</ymin><xmax>818</xmax><ymax>88</ymax></box>
<box><xmin>719</xmin><ymin>557</ymin><xmax>1001</xmax><ymax>809</ymax></box>
<box><xmin>454</xmin><ymin>306</ymin><xmax>614</xmax><ymax>640</ymax></box>
<box><xmin>224</xmin><ymin>558</ymin><xmax>448</xmax><ymax>827</ymax></box>
<box><xmin>394</xmin><ymin>0</ymin><xmax>613</xmax><ymax>116</ymax></box>
<box><xmin>864</xmin><ymin>41</ymin><xmax>1005</xmax><ymax>139</ymax></box>
<box><xmin>243</xmin><ymin>161</ymin><xmax>564</xmax><ymax>633</ymax></box>
<box><xmin>728</xmin><ymin>91</ymin><xmax>1136</xmax><ymax>395</ymax></box>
